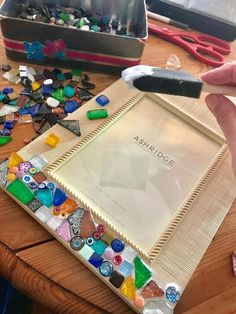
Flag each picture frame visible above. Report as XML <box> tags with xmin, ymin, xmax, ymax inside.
<box><xmin>45</xmin><ymin>91</ymin><xmax>227</xmax><ymax>263</ymax></box>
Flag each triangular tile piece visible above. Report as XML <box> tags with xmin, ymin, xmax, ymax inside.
<box><xmin>37</xmin><ymin>120</ymin><xmax>51</xmax><ymax>135</ymax></box>
<box><xmin>80</xmin><ymin>210</ymin><xmax>96</xmax><ymax>238</ymax></box>
<box><xmin>77</xmin><ymin>87</ymin><xmax>94</xmax><ymax>101</ymax></box>
<box><xmin>0</xmin><ymin>159</ymin><xmax>8</xmax><ymax>186</ymax></box>
<box><xmin>8</xmin><ymin>152</ymin><xmax>24</xmax><ymax>168</ymax></box>
<box><xmin>81</xmin><ymin>78</ymin><xmax>96</xmax><ymax>90</ymax></box>
<box><xmin>37</xmin><ymin>103</ymin><xmax>52</xmax><ymax>115</ymax></box>
<box><xmin>141</xmin><ymin>280</ymin><xmax>164</xmax><ymax>298</ymax></box>
<box><xmin>28</xmin><ymin>104</ymin><xmax>40</xmax><ymax>117</ymax></box>
<box><xmin>58</xmin><ymin>120</ymin><xmax>81</xmax><ymax>136</ymax></box>
<box><xmin>134</xmin><ymin>257</ymin><xmax>152</xmax><ymax>289</ymax></box>
<box><xmin>120</xmin><ymin>277</ymin><xmax>136</xmax><ymax>300</ymax></box>
<box><xmin>45</xmin><ymin>113</ymin><xmax>58</xmax><ymax>126</ymax></box>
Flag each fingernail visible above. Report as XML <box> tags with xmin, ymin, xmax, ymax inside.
<box><xmin>205</xmin><ymin>94</ymin><xmax>220</xmax><ymax>112</ymax></box>
<box><xmin>201</xmin><ymin>68</ymin><xmax>219</xmax><ymax>81</ymax></box>
<box><xmin>201</xmin><ymin>73</ymin><xmax>208</xmax><ymax>80</ymax></box>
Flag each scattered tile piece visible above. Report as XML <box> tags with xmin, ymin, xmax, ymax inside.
<box><xmin>0</xmin><ymin>136</ymin><xmax>12</xmax><ymax>146</ymax></box>
<box><xmin>44</xmin><ymin>133</ymin><xmax>60</xmax><ymax>148</ymax></box>
<box><xmin>58</xmin><ymin>119</ymin><xmax>81</xmax><ymax>136</ymax></box>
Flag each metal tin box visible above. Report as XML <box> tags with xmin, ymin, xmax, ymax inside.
<box><xmin>147</xmin><ymin>0</ymin><xmax>236</xmax><ymax>41</ymax></box>
<box><xmin>0</xmin><ymin>0</ymin><xmax>147</xmax><ymax>73</ymax></box>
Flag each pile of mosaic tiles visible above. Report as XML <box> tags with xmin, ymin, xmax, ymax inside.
<box><xmin>17</xmin><ymin>2</ymin><xmax>135</xmax><ymax>37</ymax></box>
<box><xmin>0</xmin><ymin>64</ymin><xmax>96</xmax><ymax>145</ymax></box>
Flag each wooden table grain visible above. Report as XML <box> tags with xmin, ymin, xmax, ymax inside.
<box><xmin>0</xmin><ymin>14</ymin><xmax>236</xmax><ymax>314</ymax></box>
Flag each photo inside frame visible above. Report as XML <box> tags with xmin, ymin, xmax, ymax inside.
<box><xmin>47</xmin><ymin>94</ymin><xmax>223</xmax><ymax>257</ymax></box>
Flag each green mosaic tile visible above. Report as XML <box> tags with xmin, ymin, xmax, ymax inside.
<box><xmin>6</xmin><ymin>179</ymin><xmax>34</xmax><ymax>204</ymax></box>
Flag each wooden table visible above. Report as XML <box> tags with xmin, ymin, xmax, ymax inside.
<box><xmin>0</xmin><ymin>16</ymin><xmax>236</xmax><ymax>314</ymax></box>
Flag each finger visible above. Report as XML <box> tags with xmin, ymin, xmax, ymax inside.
<box><xmin>201</xmin><ymin>62</ymin><xmax>236</xmax><ymax>85</ymax></box>
<box><xmin>205</xmin><ymin>94</ymin><xmax>236</xmax><ymax>161</ymax></box>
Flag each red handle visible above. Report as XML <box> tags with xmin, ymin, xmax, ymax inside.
<box><xmin>196</xmin><ymin>35</ymin><xmax>231</xmax><ymax>55</ymax></box>
<box><xmin>148</xmin><ymin>23</ymin><xmax>228</xmax><ymax>66</ymax></box>
<box><xmin>190</xmin><ymin>46</ymin><xmax>225</xmax><ymax>66</ymax></box>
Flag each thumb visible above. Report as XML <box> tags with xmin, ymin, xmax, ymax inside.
<box><xmin>205</xmin><ymin>94</ymin><xmax>236</xmax><ymax>170</ymax></box>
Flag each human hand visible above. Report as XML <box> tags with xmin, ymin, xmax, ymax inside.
<box><xmin>201</xmin><ymin>62</ymin><xmax>236</xmax><ymax>175</ymax></box>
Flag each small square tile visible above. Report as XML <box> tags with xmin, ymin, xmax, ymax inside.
<box><xmin>88</xmin><ymin>252</ymin><xmax>104</xmax><ymax>268</ymax></box>
<box><xmin>91</xmin><ymin>240</ymin><xmax>107</xmax><ymax>256</ymax></box>
<box><xmin>121</xmin><ymin>246</ymin><xmax>137</xmax><ymax>263</ymax></box>
<box><xmin>118</xmin><ymin>260</ymin><xmax>134</xmax><ymax>277</ymax></box>
<box><xmin>35</xmin><ymin>206</ymin><xmax>53</xmax><ymax>223</ymax></box>
<box><xmin>27</xmin><ymin>197</ymin><xmax>43</xmax><ymax>212</ymax></box>
<box><xmin>109</xmin><ymin>271</ymin><xmax>125</xmax><ymax>288</ymax></box>
<box><xmin>33</xmin><ymin>171</ymin><xmax>47</xmax><ymax>183</ymax></box>
<box><xmin>78</xmin><ymin>244</ymin><xmax>94</xmax><ymax>260</ymax></box>
<box><xmin>96</xmin><ymin>95</ymin><xmax>110</xmax><ymax>106</ymax></box>
<box><xmin>101</xmin><ymin>232</ymin><xmax>114</xmax><ymax>245</ymax></box>
<box><xmin>47</xmin><ymin>216</ymin><xmax>63</xmax><ymax>230</ymax></box>
<box><xmin>19</xmin><ymin>65</ymin><xmax>27</xmax><ymax>71</ymax></box>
